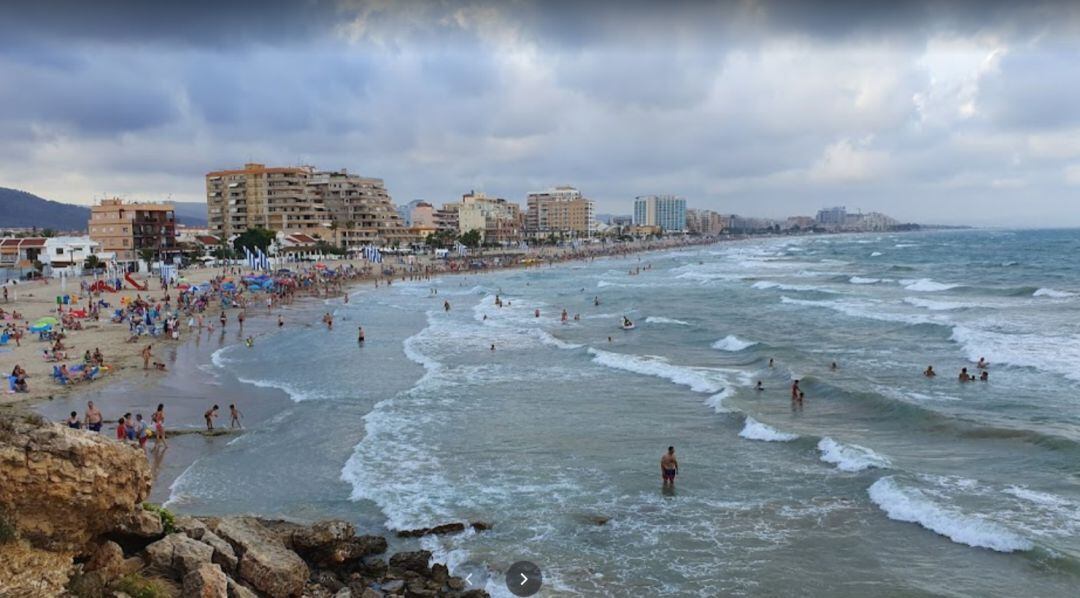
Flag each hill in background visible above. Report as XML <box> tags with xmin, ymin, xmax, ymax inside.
<box><xmin>0</xmin><ymin>187</ymin><xmax>207</xmax><ymax>231</ymax></box>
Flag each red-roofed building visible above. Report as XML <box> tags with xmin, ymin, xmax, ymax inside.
<box><xmin>0</xmin><ymin>237</ymin><xmax>46</xmax><ymax>269</ymax></box>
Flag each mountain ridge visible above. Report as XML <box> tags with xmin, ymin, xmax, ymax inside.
<box><xmin>0</xmin><ymin>187</ymin><xmax>207</xmax><ymax>230</ymax></box>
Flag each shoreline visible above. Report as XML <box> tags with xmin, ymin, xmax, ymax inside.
<box><xmin>6</xmin><ymin>235</ymin><xmax>728</xmax><ymax>415</ymax></box>
<box><xmin>19</xmin><ymin>235</ymin><xmax>730</xmax><ymax>506</ymax></box>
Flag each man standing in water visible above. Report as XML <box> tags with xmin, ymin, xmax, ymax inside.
<box><xmin>661</xmin><ymin>446</ymin><xmax>679</xmax><ymax>488</ymax></box>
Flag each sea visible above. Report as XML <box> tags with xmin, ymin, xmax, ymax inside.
<box><xmin>81</xmin><ymin>230</ymin><xmax>1080</xmax><ymax>596</ymax></box>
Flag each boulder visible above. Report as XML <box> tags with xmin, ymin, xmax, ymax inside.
<box><xmin>430</xmin><ymin>563</ymin><xmax>449</xmax><ymax>584</ymax></box>
<box><xmin>359</xmin><ymin>589</ymin><xmax>383</xmax><ymax>598</ymax></box>
<box><xmin>227</xmin><ymin>577</ymin><xmax>259</xmax><ymax>598</ymax></box>
<box><xmin>85</xmin><ymin>540</ymin><xmax>125</xmax><ymax>579</ymax></box>
<box><xmin>387</xmin><ymin>550</ymin><xmax>431</xmax><ymax>575</ymax></box>
<box><xmin>114</xmin><ymin>508</ymin><xmax>165</xmax><ymax>540</ymax></box>
<box><xmin>176</xmin><ymin>516</ymin><xmax>209</xmax><ymax>541</ymax></box>
<box><xmin>201</xmin><ymin>530</ymin><xmax>239</xmax><ymax>572</ymax></box>
<box><xmin>211</xmin><ymin>517</ymin><xmax>308</xmax><ymax>598</ymax></box>
<box><xmin>469</xmin><ymin>521</ymin><xmax>491</xmax><ymax>532</ymax></box>
<box><xmin>395</xmin><ymin>522</ymin><xmax>465</xmax><ymax>538</ymax></box>
<box><xmin>182</xmin><ymin>563</ymin><xmax>229</xmax><ymax>598</ymax></box>
<box><xmin>0</xmin><ymin>414</ymin><xmax>152</xmax><ymax>553</ymax></box>
<box><xmin>145</xmin><ymin>533</ymin><xmax>214</xmax><ymax>579</ymax></box>
<box><xmin>380</xmin><ymin>579</ymin><xmax>404</xmax><ymax>594</ymax></box>
<box><xmin>290</xmin><ymin>520</ymin><xmax>355</xmax><ymax>551</ymax></box>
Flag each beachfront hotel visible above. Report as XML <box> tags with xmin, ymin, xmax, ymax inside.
<box><xmin>634</xmin><ymin>195</ymin><xmax>687</xmax><ymax>234</ymax></box>
<box><xmin>455</xmin><ymin>191</ymin><xmax>524</xmax><ymax>245</ymax></box>
<box><xmin>205</xmin><ymin>163</ymin><xmax>322</xmax><ymax>239</ymax></box>
<box><xmin>524</xmin><ymin>186</ymin><xmax>595</xmax><ymax>239</ymax></box>
<box><xmin>88</xmin><ymin>198</ymin><xmax>178</xmax><ymax>265</ymax></box>
<box><xmin>205</xmin><ymin>163</ymin><xmax>414</xmax><ymax>248</ymax></box>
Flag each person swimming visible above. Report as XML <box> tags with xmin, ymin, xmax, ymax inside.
<box><xmin>977</xmin><ymin>357</ymin><xmax>989</xmax><ymax>369</ymax></box>
<box><xmin>924</xmin><ymin>365</ymin><xmax>936</xmax><ymax>377</ymax></box>
<box><xmin>980</xmin><ymin>370</ymin><xmax>989</xmax><ymax>381</ymax></box>
<box><xmin>959</xmin><ymin>367</ymin><xmax>972</xmax><ymax>382</ymax></box>
<box><xmin>755</xmin><ymin>381</ymin><xmax>764</xmax><ymax>391</ymax></box>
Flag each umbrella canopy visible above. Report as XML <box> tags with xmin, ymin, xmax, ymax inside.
<box><xmin>34</xmin><ymin>316</ymin><xmax>59</xmax><ymax>326</ymax></box>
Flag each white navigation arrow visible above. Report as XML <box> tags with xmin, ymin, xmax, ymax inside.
<box><xmin>520</xmin><ymin>572</ymin><xmax>529</xmax><ymax>586</ymax></box>
<box><xmin>464</xmin><ymin>573</ymin><xmax>473</xmax><ymax>585</ymax></box>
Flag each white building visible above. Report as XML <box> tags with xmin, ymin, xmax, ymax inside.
<box><xmin>634</xmin><ymin>195</ymin><xmax>687</xmax><ymax>233</ymax></box>
<box><xmin>41</xmin><ymin>236</ymin><xmax>102</xmax><ymax>278</ymax></box>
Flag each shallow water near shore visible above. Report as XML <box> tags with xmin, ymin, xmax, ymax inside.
<box><xmin>47</xmin><ymin>230</ymin><xmax>1080</xmax><ymax>596</ymax></box>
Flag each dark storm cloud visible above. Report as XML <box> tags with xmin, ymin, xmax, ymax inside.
<box><xmin>2</xmin><ymin>0</ymin><xmax>1080</xmax><ymax>226</ymax></box>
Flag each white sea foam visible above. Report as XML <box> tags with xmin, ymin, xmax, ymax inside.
<box><xmin>712</xmin><ymin>335</ymin><xmax>757</xmax><ymax>352</ymax></box>
<box><xmin>1033</xmin><ymin>287</ymin><xmax>1075</xmax><ymax>298</ymax></box>
<box><xmin>868</xmin><ymin>477</ymin><xmax>1033</xmax><ymax>553</ymax></box>
<box><xmin>903</xmin><ymin>297</ymin><xmax>974</xmax><ymax>311</ymax></box>
<box><xmin>902</xmin><ymin>278</ymin><xmax>960</xmax><ymax>292</ymax></box>
<box><xmin>645</xmin><ymin>316</ymin><xmax>690</xmax><ymax>326</ymax></box>
<box><xmin>533</xmin><ymin>329</ymin><xmax>583</xmax><ymax>350</ymax></box>
<box><xmin>739</xmin><ymin>417</ymin><xmax>798</xmax><ymax>442</ymax></box>
<box><xmin>704</xmin><ymin>388</ymin><xmax>735</xmax><ymax>413</ymax></box>
<box><xmin>870</xmin><ymin>251</ymin><xmax>883</xmax><ymax>257</ymax></box>
<box><xmin>751</xmin><ymin>280</ymin><xmax>833</xmax><ymax>293</ymax></box>
<box><xmin>950</xmin><ymin>325</ymin><xmax>1080</xmax><ymax>382</ymax></box>
<box><xmin>849</xmin><ymin>276</ymin><xmax>881</xmax><ymax>284</ymax></box>
<box><xmin>817</xmin><ymin>437</ymin><xmax>890</xmax><ymax>472</ymax></box>
<box><xmin>781</xmin><ymin>296</ymin><xmax>940</xmax><ymax>326</ymax></box>
<box><xmin>587</xmin><ymin>348</ymin><xmax>732</xmax><ymax>394</ymax></box>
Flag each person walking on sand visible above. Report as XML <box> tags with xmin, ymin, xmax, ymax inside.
<box><xmin>85</xmin><ymin>401</ymin><xmax>103</xmax><ymax>432</ymax></box>
<box><xmin>229</xmin><ymin>404</ymin><xmax>243</xmax><ymax>429</ymax></box>
<box><xmin>141</xmin><ymin>344</ymin><xmax>153</xmax><ymax>369</ymax></box>
<box><xmin>661</xmin><ymin>446</ymin><xmax>679</xmax><ymax>488</ymax></box>
<box><xmin>204</xmin><ymin>405</ymin><xmax>219</xmax><ymax>430</ymax></box>
<box><xmin>151</xmin><ymin>403</ymin><xmax>167</xmax><ymax>449</ymax></box>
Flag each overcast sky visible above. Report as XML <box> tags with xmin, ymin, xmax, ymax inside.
<box><xmin>2</xmin><ymin>0</ymin><xmax>1079</xmax><ymax>226</ymax></box>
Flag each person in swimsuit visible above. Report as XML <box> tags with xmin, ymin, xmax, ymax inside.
<box><xmin>791</xmin><ymin>380</ymin><xmax>800</xmax><ymax>400</ymax></box>
<box><xmin>152</xmin><ymin>403</ymin><xmax>167</xmax><ymax>449</ymax></box>
<box><xmin>229</xmin><ymin>404</ymin><xmax>243</xmax><ymax>429</ymax></box>
<box><xmin>85</xmin><ymin>401</ymin><xmax>103</xmax><ymax>432</ymax></box>
<box><xmin>959</xmin><ymin>367</ymin><xmax>972</xmax><ymax>382</ymax></box>
<box><xmin>66</xmin><ymin>411</ymin><xmax>81</xmax><ymax>429</ymax></box>
<box><xmin>755</xmin><ymin>381</ymin><xmax>764</xmax><ymax>391</ymax></box>
<box><xmin>205</xmin><ymin>405</ymin><xmax>219</xmax><ymax>430</ymax></box>
<box><xmin>358</xmin><ymin>326</ymin><xmax>365</xmax><ymax>343</ymax></box>
<box><xmin>924</xmin><ymin>365</ymin><xmax>936</xmax><ymax>377</ymax></box>
<box><xmin>661</xmin><ymin>446</ymin><xmax>679</xmax><ymax>488</ymax></box>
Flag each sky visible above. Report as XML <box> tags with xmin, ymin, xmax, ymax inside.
<box><xmin>2</xmin><ymin>0</ymin><xmax>1080</xmax><ymax>226</ymax></box>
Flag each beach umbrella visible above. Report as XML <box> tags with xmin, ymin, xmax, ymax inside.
<box><xmin>34</xmin><ymin>316</ymin><xmax>59</xmax><ymax>326</ymax></box>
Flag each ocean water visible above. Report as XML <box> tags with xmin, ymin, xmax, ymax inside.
<box><xmin>162</xmin><ymin>230</ymin><xmax>1080</xmax><ymax>596</ymax></box>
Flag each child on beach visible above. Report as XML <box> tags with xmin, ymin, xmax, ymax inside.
<box><xmin>204</xmin><ymin>405</ymin><xmax>219</xmax><ymax>430</ymax></box>
<box><xmin>229</xmin><ymin>404</ymin><xmax>243</xmax><ymax>429</ymax></box>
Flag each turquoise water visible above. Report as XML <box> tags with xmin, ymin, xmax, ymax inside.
<box><xmin>163</xmin><ymin>230</ymin><xmax>1080</xmax><ymax>596</ymax></box>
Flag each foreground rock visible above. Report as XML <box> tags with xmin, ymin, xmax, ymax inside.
<box><xmin>0</xmin><ymin>413</ymin><xmax>152</xmax><ymax>553</ymax></box>
<box><xmin>0</xmin><ymin>414</ymin><xmax>488</xmax><ymax>597</ymax></box>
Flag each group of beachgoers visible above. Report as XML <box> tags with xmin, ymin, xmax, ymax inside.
<box><xmin>924</xmin><ymin>356</ymin><xmax>991</xmax><ymax>382</ymax></box>
<box><xmin>65</xmin><ymin>400</ymin><xmax>169</xmax><ymax>453</ymax></box>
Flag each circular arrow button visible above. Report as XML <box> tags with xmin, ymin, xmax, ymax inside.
<box><xmin>505</xmin><ymin>560</ymin><xmax>543</xmax><ymax>597</ymax></box>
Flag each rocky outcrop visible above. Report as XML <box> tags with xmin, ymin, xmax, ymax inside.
<box><xmin>397</xmin><ymin>521</ymin><xmax>491</xmax><ymax>538</ymax></box>
<box><xmin>0</xmin><ymin>414</ymin><xmax>152</xmax><ymax>553</ymax></box>
<box><xmin>0</xmin><ymin>413</ymin><xmax>488</xmax><ymax>598</ymax></box>
<box><xmin>212</xmin><ymin>517</ymin><xmax>311</xmax><ymax>598</ymax></box>
<box><xmin>184</xmin><ymin>562</ymin><xmax>230</xmax><ymax>598</ymax></box>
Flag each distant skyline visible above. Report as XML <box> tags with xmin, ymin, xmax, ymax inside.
<box><xmin>2</xmin><ymin>1</ymin><xmax>1080</xmax><ymax>227</ymax></box>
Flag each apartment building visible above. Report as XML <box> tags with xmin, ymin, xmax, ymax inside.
<box><xmin>206</xmin><ymin>163</ymin><xmax>322</xmax><ymax>239</ymax></box>
<box><xmin>88</xmin><ymin>198</ymin><xmax>177</xmax><ymax>264</ymax></box>
<box><xmin>524</xmin><ymin>186</ymin><xmax>594</xmax><ymax>238</ymax></box>
<box><xmin>456</xmin><ymin>191</ymin><xmax>523</xmax><ymax>244</ymax></box>
<box><xmin>206</xmin><ymin>163</ymin><xmax>414</xmax><ymax>248</ymax></box>
<box><xmin>634</xmin><ymin>195</ymin><xmax>687</xmax><ymax>233</ymax></box>
<box><xmin>307</xmin><ymin>169</ymin><xmax>413</xmax><ymax>248</ymax></box>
